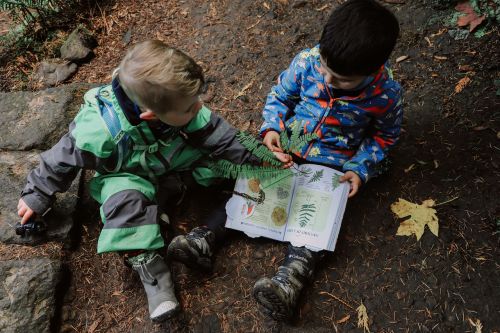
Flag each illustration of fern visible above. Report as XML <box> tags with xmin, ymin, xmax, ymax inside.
<box><xmin>308</xmin><ymin>169</ymin><xmax>324</xmax><ymax>183</ymax></box>
<box><xmin>298</xmin><ymin>203</ymin><xmax>316</xmax><ymax>227</ymax></box>
<box><xmin>331</xmin><ymin>174</ymin><xmax>341</xmax><ymax>191</ymax></box>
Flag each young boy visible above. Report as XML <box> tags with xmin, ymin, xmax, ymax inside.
<box><xmin>167</xmin><ymin>0</ymin><xmax>403</xmax><ymax>321</ymax></box>
<box><xmin>16</xmin><ymin>40</ymin><xmax>290</xmax><ymax>322</ymax></box>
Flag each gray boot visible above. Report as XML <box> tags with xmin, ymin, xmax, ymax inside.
<box><xmin>253</xmin><ymin>246</ymin><xmax>317</xmax><ymax>321</ymax></box>
<box><xmin>129</xmin><ymin>252</ymin><xmax>180</xmax><ymax>322</ymax></box>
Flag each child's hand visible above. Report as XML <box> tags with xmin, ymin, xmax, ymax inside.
<box><xmin>263</xmin><ymin>131</ymin><xmax>283</xmax><ymax>152</ymax></box>
<box><xmin>339</xmin><ymin>171</ymin><xmax>362</xmax><ymax>198</ymax></box>
<box><xmin>273</xmin><ymin>152</ymin><xmax>293</xmax><ymax>169</ymax></box>
<box><xmin>17</xmin><ymin>198</ymin><xmax>35</xmax><ymax>225</ymax></box>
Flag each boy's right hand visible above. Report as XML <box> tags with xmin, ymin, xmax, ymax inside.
<box><xmin>263</xmin><ymin>131</ymin><xmax>283</xmax><ymax>152</ymax></box>
<box><xmin>17</xmin><ymin>199</ymin><xmax>35</xmax><ymax>225</ymax></box>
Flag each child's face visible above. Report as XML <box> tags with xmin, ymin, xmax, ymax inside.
<box><xmin>319</xmin><ymin>56</ymin><xmax>367</xmax><ymax>90</ymax></box>
<box><xmin>140</xmin><ymin>95</ymin><xmax>202</xmax><ymax>127</ymax></box>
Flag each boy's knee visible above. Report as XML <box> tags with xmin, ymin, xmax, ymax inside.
<box><xmin>102</xmin><ymin>189</ymin><xmax>159</xmax><ymax>228</ymax></box>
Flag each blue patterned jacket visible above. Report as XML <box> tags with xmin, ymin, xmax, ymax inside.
<box><xmin>260</xmin><ymin>45</ymin><xmax>403</xmax><ymax>183</ymax></box>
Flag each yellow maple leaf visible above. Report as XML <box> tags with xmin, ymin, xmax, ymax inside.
<box><xmin>391</xmin><ymin>198</ymin><xmax>439</xmax><ymax>241</ymax></box>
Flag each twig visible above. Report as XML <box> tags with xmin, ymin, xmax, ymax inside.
<box><xmin>434</xmin><ymin>196</ymin><xmax>459</xmax><ymax>207</ymax></box>
<box><xmin>319</xmin><ymin>291</ymin><xmax>355</xmax><ymax>310</ymax></box>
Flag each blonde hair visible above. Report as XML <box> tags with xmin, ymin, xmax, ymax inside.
<box><xmin>118</xmin><ymin>40</ymin><xmax>204</xmax><ymax>114</ymax></box>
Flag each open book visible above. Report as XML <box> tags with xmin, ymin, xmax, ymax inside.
<box><xmin>225</xmin><ymin>164</ymin><xmax>349</xmax><ymax>252</ymax></box>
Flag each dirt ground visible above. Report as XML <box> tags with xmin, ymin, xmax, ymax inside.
<box><xmin>2</xmin><ymin>0</ymin><xmax>499</xmax><ymax>332</ymax></box>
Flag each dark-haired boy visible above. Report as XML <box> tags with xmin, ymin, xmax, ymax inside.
<box><xmin>253</xmin><ymin>0</ymin><xmax>403</xmax><ymax>320</ymax></box>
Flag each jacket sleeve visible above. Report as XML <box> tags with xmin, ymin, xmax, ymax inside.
<box><xmin>21</xmin><ymin>93</ymin><xmax>116</xmax><ymax>214</ymax></box>
<box><xmin>259</xmin><ymin>52</ymin><xmax>304</xmax><ymax>136</ymax></box>
<box><xmin>182</xmin><ymin>106</ymin><xmax>261</xmax><ymax>165</ymax></box>
<box><xmin>342</xmin><ymin>91</ymin><xmax>403</xmax><ymax>183</ymax></box>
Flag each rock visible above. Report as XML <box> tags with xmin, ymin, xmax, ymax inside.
<box><xmin>194</xmin><ymin>313</ymin><xmax>221</xmax><ymax>333</ymax></box>
<box><xmin>122</xmin><ymin>28</ymin><xmax>132</xmax><ymax>45</ymax></box>
<box><xmin>0</xmin><ymin>83</ymin><xmax>95</xmax><ymax>150</ymax></box>
<box><xmin>0</xmin><ymin>258</ymin><xmax>62</xmax><ymax>333</ymax></box>
<box><xmin>0</xmin><ymin>151</ymin><xmax>81</xmax><ymax>245</ymax></box>
<box><xmin>60</xmin><ymin>26</ymin><xmax>97</xmax><ymax>62</ymax></box>
<box><xmin>35</xmin><ymin>59</ymin><xmax>78</xmax><ymax>87</ymax></box>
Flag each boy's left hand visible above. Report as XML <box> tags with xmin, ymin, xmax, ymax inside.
<box><xmin>339</xmin><ymin>171</ymin><xmax>362</xmax><ymax>198</ymax></box>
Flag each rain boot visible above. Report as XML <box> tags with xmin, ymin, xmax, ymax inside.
<box><xmin>253</xmin><ymin>246</ymin><xmax>318</xmax><ymax>321</ymax></box>
<box><xmin>129</xmin><ymin>252</ymin><xmax>180</xmax><ymax>322</ymax></box>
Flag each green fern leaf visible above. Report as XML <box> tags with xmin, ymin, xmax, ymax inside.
<box><xmin>308</xmin><ymin>169</ymin><xmax>324</xmax><ymax>183</ymax></box>
<box><xmin>331</xmin><ymin>174</ymin><xmax>341</xmax><ymax>191</ymax></box>
<box><xmin>208</xmin><ymin>159</ymin><xmax>292</xmax><ymax>180</ymax></box>
<box><xmin>298</xmin><ymin>203</ymin><xmax>316</xmax><ymax>227</ymax></box>
<box><xmin>236</xmin><ymin>132</ymin><xmax>281</xmax><ymax>166</ymax></box>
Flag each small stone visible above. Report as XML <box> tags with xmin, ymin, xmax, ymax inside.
<box><xmin>291</xmin><ymin>0</ymin><xmax>307</xmax><ymax>8</ymax></box>
<box><xmin>122</xmin><ymin>28</ymin><xmax>132</xmax><ymax>45</ymax></box>
<box><xmin>35</xmin><ymin>59</ymin><xmax>77</xmax><ymax>87</ymax></box>
<box><xmin>254</xmin><ymin>250</ymin><xmax>265</xmax><ymax>259</ymax></box>
<box><xmin>193</xmin><ymin>313</ymin><xmax>221</xmax><ymax>333</ymax></box>
<box><xmin>237</xmin><ymin>95</ymin><xmax>249</xmax><ymax>103</ymax></box>
<box><xmin>60</xmin><ymin>26</ymin><xmax>97</xmax><ymax>62</ymax></box>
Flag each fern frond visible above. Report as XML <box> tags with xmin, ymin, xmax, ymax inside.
<box><xmin>291</xmin><ymin>132</ymin><xmax>317</xmax><ymax>153</ymax></box>
<box><xmin>236</xmin><ymin>132</ymin><xmax>281</xmax><ymax>166</ymax></box>
<box><xmin>289</xmin><ymin>121</ymin><xmax>302</xmax><ymax>152</ymax></box>
<box><xmin>208</xmin><ymin>159</ymin><xmax>292</xmax><ymax>180</ymax></box>
<box><xmin>280</xmin><ymin>130</ymin><xmax>289</xmax><ymax>152</ymax></box>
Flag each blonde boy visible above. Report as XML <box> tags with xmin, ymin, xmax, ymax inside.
<box><xmin>17</xmin><ymin>40</ymin><xmax>290</xmax><ymax>321</ymax></box>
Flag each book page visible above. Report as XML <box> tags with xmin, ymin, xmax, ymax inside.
<box><xmin>284</xmin><ymin>164</ymin><xmax>349</xmax><ymax>251</ymax></box>
<box><xmin>225</xmin><ymin>170</ymin><xmax>297</xmax><ymax>241</ymax></box>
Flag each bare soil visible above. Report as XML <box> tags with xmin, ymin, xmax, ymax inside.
<box><xmin>2</xmin><ymin>0</ymin><xmax>499</xmax><ymax>332</ymax></box>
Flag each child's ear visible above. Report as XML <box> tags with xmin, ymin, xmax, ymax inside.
<box><xmin>139</xmin><ymin>110</ymin><xmax>157</xmax><ymax>121</ymax></box>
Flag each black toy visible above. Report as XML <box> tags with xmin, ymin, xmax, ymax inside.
<box><xmin>15</xmin><ymin>218</ymin><xmax>47</xmax><ymax>237</ymax></box>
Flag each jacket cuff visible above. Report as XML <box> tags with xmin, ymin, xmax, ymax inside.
<box><xmin>259</xmin><ymin>126</ymin><xmax>281</xmax><ymax>139</ymax></box>
<box><xmin>342</xmin><ymin>161</ymin><xmax>369</xmax><ymax>184</ymax></box>
<box><xmin>20</xmin><ymin>189</ymin><xmax>53</xmax><ymax>215</ymax></box>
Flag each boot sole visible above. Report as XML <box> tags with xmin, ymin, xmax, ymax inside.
<box><xmin>167</xmin><ymin>239</ymin><xmax>212</xmax><ymax>271</ymax></box>
<box><xmin>253</xmin><ymin>280</ymin><xmax>291</xmax><ymax>321</ymax></box>
<box><xmin>151</xmin><ymin>304</ymin><xmax>180</xmax><ymax>322</ymax></box>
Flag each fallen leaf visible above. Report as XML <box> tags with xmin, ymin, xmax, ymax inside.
<box><xmin>472</xmin><ymin>126</ymin><xmax>488</xmax><ymax>131</ymax></box>
<box><xmin>455</xmin><ymin>1</ymin><xmax>486</xmax><ymax>32</ymax></box>
<box><xmin>433</xmin><ymin>160</ymin><xmax>439</xmax><ymax>169</ymax></box>
<box><xmin>88</xmin><ymin>318</ymin><xmax>102</xmax><ymax>333</ymax></box>
<box><xmin>234</xmin><ymin>80</ymin><xmax>254</xmax><ymax>99</ymax></box>
<box><xmin>404</xmin><ymin>164</ymin><xmax>415</xmax><ymax>173</ymax></box>
<box><xmin>316</xmin><ymin>4</ymin><xmax>329</xmax><ymax>11</ymax></box>
<box><xmin>454</xmin><ymin>76</ymin><xmax>471</xmax><ymax>94</ymax></box>
<box><xmin>336</xmin><ymin>314</ymin><xmax>350</xmax><ymax>324</ymax></box>
<box><xmin>392</xmin><ymin>198</ymin><xmax>439</xmax><ymax>241</ymax></box>
<box><xmin>357</xmin><ymin>302</ymin><xmax>370</xmax><ymax>333</ymax></box>
<box><xmin>396</xmin><ymin>55</ymin><xmax>409</xmax><ymax>63</ymax></box>
<box><xmin>434</xmin><ymin>55</ymin><xmax>448</xmax><ymax>60</ymax></box>
<box><xmin>241</xmin><ymin>120</ymin><xmax>252</xmax><ymax>132</ymax></box>
<box><xmin>459</xmin><ymin>64</ymin><xmax>474</xmax><ymax>72</ymax></box>
<box><xmin>468</xmin><ymin>318</ymin><xmax>483</xmax><ymax>333</ymax></box>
